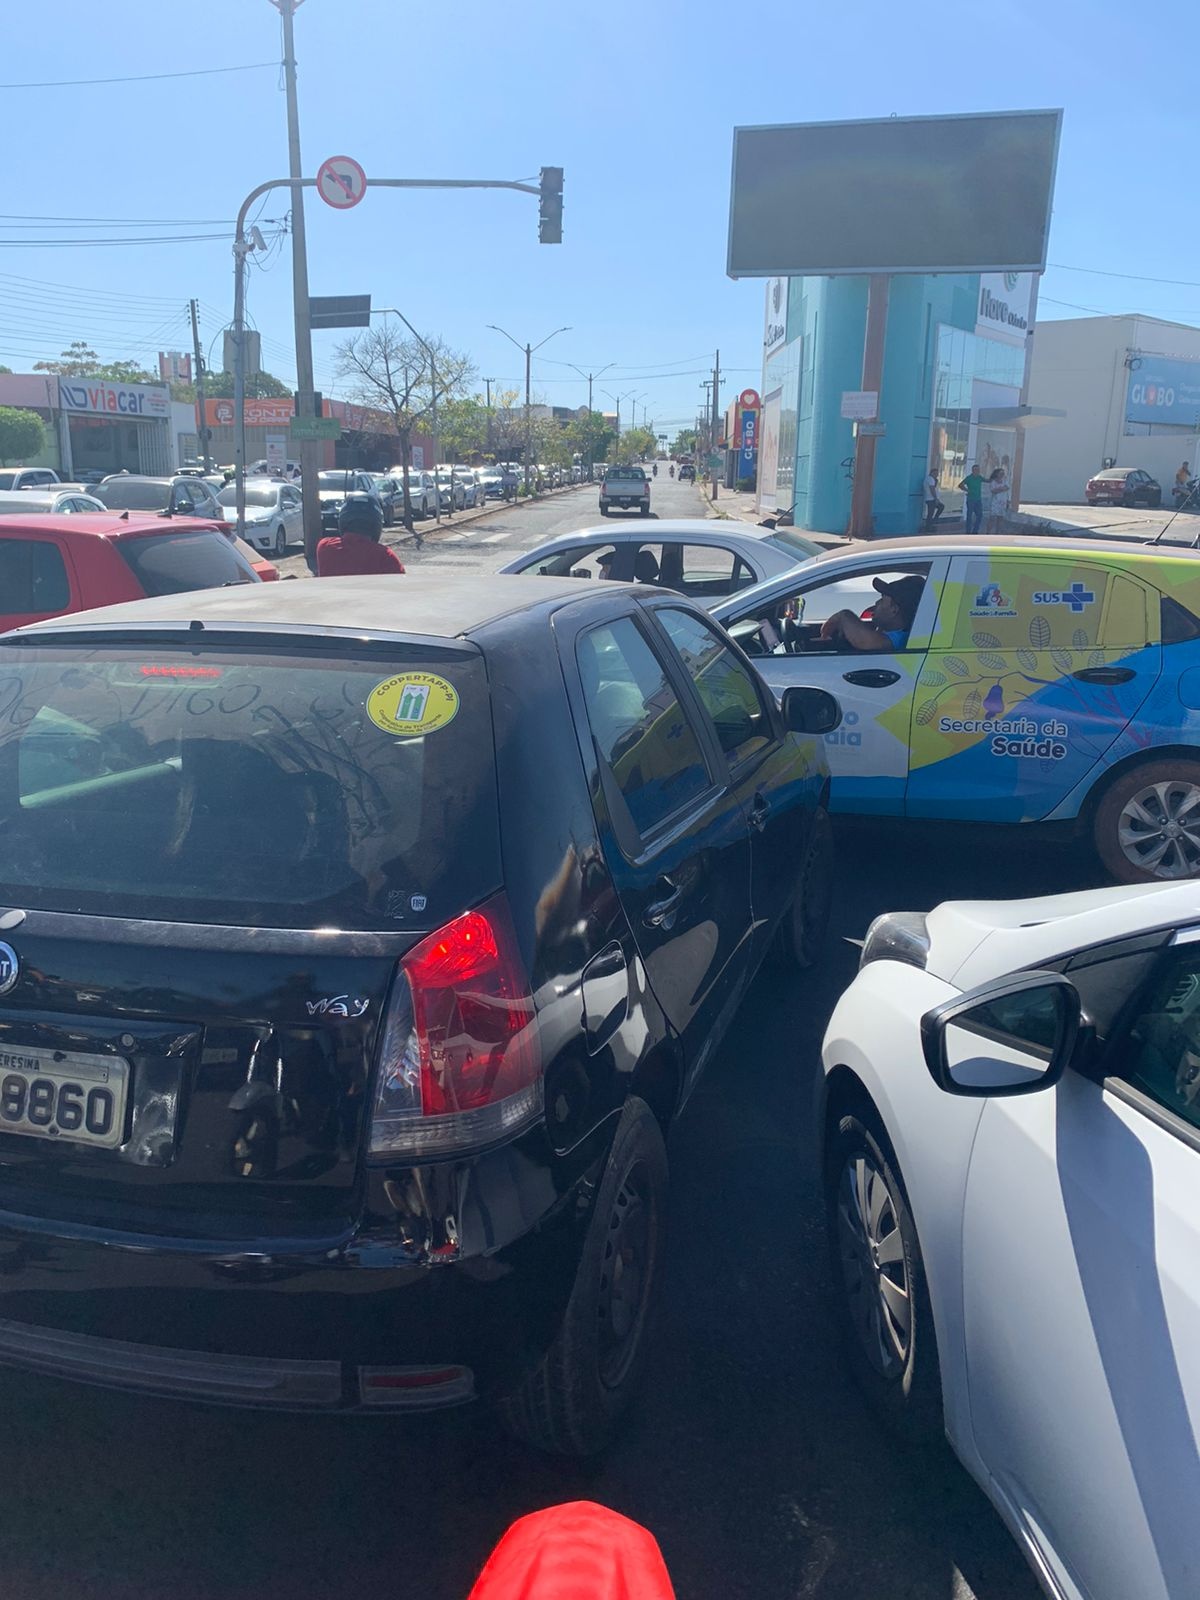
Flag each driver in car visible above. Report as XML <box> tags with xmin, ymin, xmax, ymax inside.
<box><xmin>821</xmin><ymin>574</ymin><xmax>924</xmax><ymax>652</ymax></box>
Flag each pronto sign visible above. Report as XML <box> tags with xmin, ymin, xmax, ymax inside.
<box><xmin>58</xmin><ymin>379</ymin><xmax>169</xmax><ymax>418</ymax></box>
<box><xmin>727</xmin><ymin>110</ymin><xmax>1061</xmax><ymax>277</ymax></box>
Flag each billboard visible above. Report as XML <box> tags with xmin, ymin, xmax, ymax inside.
<box><xmin>728</xmin><ymin>110</ymin><xmax>1061</xmax><ymax>278</ymax></box>
<box><xmin>1125</xmin><ymin>355</ymin><xmax>1200</xmax><ymax>430</ymax></box>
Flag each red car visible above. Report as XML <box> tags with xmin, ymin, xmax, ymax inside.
<box><xmin>0</xmin><ymin>514</ymin><xmax>262</xmax><ymax>634</ymax></box>
<box><xmin>1084</xmin><ymin>467</ymin><xmax>1162</xmax><ymax>508</ymax></box>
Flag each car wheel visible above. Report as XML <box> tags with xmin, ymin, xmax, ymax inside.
<box><xmin>500</xmin><ymin>1096</ymin><xmax>668</xmax><ymax>1457</ymax></box>
<box><xmin>599</xmin><ymin>506</ymin><xmax>608</xmax><ymax>517</ymax></box>
<box><xmin>640</xmin><ymin>505</ymin><xmax>651</xmax><ymax>517</ymax></box>
<box><xmin>1093</xmin><ymin>759</ymin><xmax>1200</xmax><ymax>882</ymax></box>
<box><xmin>825</xmin><ymin>1111</ymin><xmax>942</xmax><ymax>1443</ymax></box>
<box><xmin>771</xmin><ymin>807</ymin><xmax>834</xmax><ymax>969</ymax></box>
<box><xmin>273</xmin><ymin>524</ymin><xmax>287</xmax><ymax>558</ymax></box>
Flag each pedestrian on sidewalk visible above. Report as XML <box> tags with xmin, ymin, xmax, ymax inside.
<box><xmin>922</xmin><ymin>466</ymin><xmax>945</xmax><ymax>528</ymax></box>
<box><xmin>986</xmin><ymin>463</ymin><xmax>1010</xmax><ymax>533</ymax></box>
<box><xmin>316</xmin><ymin>497</ymin><xmax>406</xmax><ymax>577</ymax></box>
<box><xmin>959</xmin><ymin>463</ymin><xmax>986</xmax><ymax>534</ymax></box>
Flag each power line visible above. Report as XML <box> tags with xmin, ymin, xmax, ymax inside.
<box><xmin>1049</xmin><ymin>261</ymin><xmax>1200</xmax><ymax>290</ymax></box>
<box><xmin>0</xmin><ymin>61</ymin><xmax>279</xmax><ymax>90</ymax></box>
<box><xmin>0</xmin><ymin>232</ymin><xmax>233</xmax><ymax>248</ymax></box>
<box><xmin>0</xmin><ymin>271</ymin><xmax>184</xmax><ymax>306</ymax></box>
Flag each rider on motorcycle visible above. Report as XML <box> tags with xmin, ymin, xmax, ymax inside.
<box><xmin>653</xmin><ymin>462</ymin><xmax>658</xmax><ymax>477</ymax></box>
<box><xmin>669</xmin><ymin>463</ymin><xmax>675</xmax><ymax>478</ymax></box>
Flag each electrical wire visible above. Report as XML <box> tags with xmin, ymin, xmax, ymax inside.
<box><xmin>0</xmin><ymin>62</ymin><xmax>279</xmax><ymax>90</ymax></box>
<box><xmin>1049</xmin><ymin>261</ymin><xmax>1200</xmax><ymax>290</ymax></box>
<box><xmin>0</xmin><ymin>271</ymin><xmax>184</xmax><ymax>306</ymax></box>
<box><xmin>0</xmin><ymin>233</ymin><xmax>233</xmax><ymax>248</ymax></box>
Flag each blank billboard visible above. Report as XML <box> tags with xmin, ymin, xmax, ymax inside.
<box><xmin>728</xmin><ymin>110</ymin><xmax>1061</xmax><ymax>278</ymax></box>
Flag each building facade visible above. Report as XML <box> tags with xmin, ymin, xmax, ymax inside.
<box><xmin>1021</xmin><ymin>315</ymin><xmax>1200</xmax><ymax>503</ymax></box>
<box><xmin>758</xmin><ymin>271</ymin><xmax>1038</xmax><ymax>534</ymax></box>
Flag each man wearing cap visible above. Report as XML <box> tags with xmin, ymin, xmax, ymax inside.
<box><xmin>316</xmin><ymin>497</ymin><xmax>406</xmax><ymax>578</ymax></box>
<box><xmin>820</xmin><ymin>574</ymin><xmax>924</xmax><ymax>652</ymax></box>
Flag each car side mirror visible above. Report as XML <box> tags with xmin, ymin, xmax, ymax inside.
<box><xmin>780</xmin><ymin>686</ymin><xmax>842</xmax><ymax>735</ymax></box>
<box><xmin>921</xmin><ymin>970</ymin><xmax>1086</xmax><ymax>1097</ymax></box>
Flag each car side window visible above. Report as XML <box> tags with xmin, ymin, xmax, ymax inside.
<box><xmin>675</xmin><ymin>544</ymin><xmax>756</xmax><ymax>598</ymax></box>
<box><xmin>0</xmin><ymin>539</ymin><xmax>70</xmax><ymax>614</ymax></box>
<box><xmin>576</xmin><ymin>616</ymin><xmax>711</xmax><ymax>839</ymax></box>
<box><xmin>731</xmin><ymin>563</ymin><xmax>932</xmax><ymax>657</ymax></box>
<box><xmin>658</xmin><ymin>607</ymin><xmax>773</xmax><ymax>767</ymax></box>
<box><xmin>1111</xmin><ymin>948</ymin><xmax>1200</xmax><ymax>1134</ymax></box>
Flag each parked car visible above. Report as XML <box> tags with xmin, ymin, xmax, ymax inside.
<box><xmin>371</xmin><ymin>475</ymin><xmax>404</xmax><ymax>527</ymax></box>
<box><xmin>248</xmin><ymin>458</ymin><xmax>301</xmax><ymax>481</ymax></box>
<box><xmin>601</xmin><ymin>465</ymin><xmax>650</xmax><ymax>517</ymax></box>
<box><xmin>0</xmin><ymin>489</ymin><xmax>106</xmax><ymax>516</ymax></box>
<box><xmin>438</xmin><ymin>467</ymin><xmax>478</xmax><ymax>509</ymax></box>
<box><xmin>93</xmin><ymin>474</ymin><xmax>225</xmax><ymax>520</ymax></box>
<box><xmin>713</xmin><ymin>532</ymin><xmax>1200</xmax><ymax>882</ymax></box>
<box><xmin>0</xmin><ymin>573</ymin><xmax>837</xmax><ymax>1453</ymax></box>
<box><xmin>1085</xmin><ymin>467</ymin><xmax>1162</xmax><ymax>508</ymax></box>
<box><xmin>0</xmin><ymin>512</ymin><xmax>258</xmax><ymax>632</ymax></box>
<box><xmin>315</xmin><ymin>470</ymin><xmax>382</xmax><ymax>533</ymax></box>
<box><xmin>499</xmin><ymin>519</ymin><xmax>828</xmax><ymax>607</ymax></box>
<box><xmin>386</xmin><ymin>469</ymin><xmax>438</xmax><ymax>520</ymax></box>
<box><xmin>480</xmin><ymin>467</ymin><xmax>517</xmax><ymax>500</ymax></box>
<box><xmin>679</xmin><ymin>464</ymin><xmax>696</xmax><ymax>483</ymax></box>
<box><xmin>822</xmin><ymin>878</ymin><xmax>1200</xmax><ymax>1600</ymax></box>
<box><xmin>0</xmin><ymin>467</ymin><xmax>61</xmax><ymax>492</ymax></box>
<box><xmin>434</xmin><ymin>472</ymin><xmax>467</xmax><ymax>512</ymax></box>
<box><xmin>216</xmin><ymin>480</ymin><xmax>303</xmax><ymax>557</ymax></box>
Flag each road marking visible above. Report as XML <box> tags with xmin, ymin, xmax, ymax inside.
<box><xmin>482</xmin><ymin>530</ymin><xmax>513</xmax><ymax>543</ymax></box>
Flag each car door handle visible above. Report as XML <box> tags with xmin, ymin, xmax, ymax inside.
<box><xmin>1071</xmin><ymin>666</ymin><xmax>1136</xmax><ymax>685</ymax></box>
<box><xmin>748</xmin><ymin>792</ymin><xmax>770</xmax><ymax>833</ymax></box>
<box><xmin>842</xmin><ymin>669</ymin><xmax>901</xmax><ymax>688</ymax></box>
<box><xmin>643</xmin><ymin>879</ymin><xmax>682</xmax><ymax>930</ymax></box>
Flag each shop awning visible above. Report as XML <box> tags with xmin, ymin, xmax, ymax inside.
<box><xmin>976</xmin><ymin>405</ymin><xmax>1066</xmax><ymax>429</ymax></box>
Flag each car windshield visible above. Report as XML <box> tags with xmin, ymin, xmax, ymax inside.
<box><xmin>763</xmin><ymin>529</ymin><xmax>824</xmax><ymax>560</ymax></box>
<box><xmin>93</xmin><ymin>480</ymin><xmax>170</xmax><ymax>510</ymax></box>
<box><xmin>217</xmin><ymin>485</ymin><xmax>278</xmax><ymax>508</ymax></box>
<box><xmin>0</xmin><ymin>644</ymin><xmax>500</xmax><ymax>931</ymax></box>
<box><xmin>317</xmin><ymin>472</ymin><xmax>357</xmax><ymax>490</ymax></box>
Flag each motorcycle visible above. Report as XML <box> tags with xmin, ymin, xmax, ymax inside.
<box><xmin>669</xmin><ymin>464</ymin><xmax>675</xmax><ymax>478</ymax></box>
<box><xmin>653</xmin><ymin>463</ymin><xmax>658</xmax><ymax>477</ymax></box>
<box><xmin>1174</xmin><ymin>478</ymin><xmax>1200</xmax><ymax>511</ymax></box>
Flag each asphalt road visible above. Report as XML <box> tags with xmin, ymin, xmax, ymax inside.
<box><xmin>3</xmin><ymin>477</ymin><xmax>1092</xmax><ymax>1599</ymax></box>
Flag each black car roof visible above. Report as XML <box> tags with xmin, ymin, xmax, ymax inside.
<box><xmin>12</xmin><ymin>573</ymin><xmax>619</xmax><ymax>644</ymax></box>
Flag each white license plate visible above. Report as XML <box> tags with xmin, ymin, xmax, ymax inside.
<box><xmin>0</xmin><ymin>1047</ymin><xmax>129</xmax><ymax>1149</ymax></box>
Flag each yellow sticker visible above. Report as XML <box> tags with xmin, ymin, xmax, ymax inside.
<box><xmin>366</xmin><ymin>672</ymin><xmax>459</xmax><ymax>736</ymax></box>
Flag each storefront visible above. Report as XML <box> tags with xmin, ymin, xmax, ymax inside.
<box><xmin>58</xmin><ymin>377</ymin><xmax>172</xmax><ymax>478</ymax></box>
<box><xmin>199</xmin><ymin>398</ymin><xmax>430</xmax><ymax>474</ymax></box>
<box><xmin>758</xmin><ymin>270</ymin><xmax>1039</xmax><ymax>533</ymax></box>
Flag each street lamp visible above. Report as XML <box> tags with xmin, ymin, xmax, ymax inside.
<box><xmin>602</xmin><ymin>389</ymin><xmax>636</xmax><ymax>451</ymax></box>
<box><xmin>375</xmin><ymin>306</ymin><xmax>442</xmax><ymax>528</ymax></box>
<box><xmin>563</xmin><ymin>361</ymin><xmax>614</xmax><ymax>481</ymax></box>
<box><xmin>488</xmin><ymin>323</ymin><xmax>571</xmax><ymax>493</ymax></box>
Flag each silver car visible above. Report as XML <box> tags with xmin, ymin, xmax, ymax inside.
<box><xmin>216</xmin><ymin>480</ymin><xmax>303</xmax><ymax>557</ymax></box>
<box><xmin>0</xmin><ymin>489</ymin><xmax>106</xmax><ymax>516</ymax></box>
<box><xmin>498</xmin><ymin>519</ymin><xmax>831</xmax><ymax>609</ymax></box>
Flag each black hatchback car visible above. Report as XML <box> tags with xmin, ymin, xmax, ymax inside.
<box><xmin>0</xmin><ymin>575</ymin><xmax>835</xmax><ymax>1453</ymax></box>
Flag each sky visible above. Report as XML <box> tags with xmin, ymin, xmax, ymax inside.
<box><xmin>4</xmin><ymin>0</ymin><xmax>1198</xmax><ymax>440</ymax></box>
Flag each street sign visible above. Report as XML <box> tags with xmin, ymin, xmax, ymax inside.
<box><xmin>265</xmin><ymin>433</ymin><xmax>288</xmax><ymax>473</ymax></box>
<box><xmin>854</xmin><ymin>420</ymin><xmax>887</xmax><ymax>438</ymax></box>
<box><xmin>317</xmin><ymin>156</ymin><xmax>367</xmax><ymax>210</ymax></box>
<box><xmin>840</xmin><ymin>390</ymin><xmax>879</xmax><ymax>421</ymax></box>
<box><xmin>739</xmin><ymin>388</ymin><xmax>761</xmax><ymax>409</ymax></box>
<box><xmin>310</xmin><ymin>294</ymin><xmax>372</xmax><ymax>331</ymax></box>
<box><xmin>224</xmin><ymin>329</ymin><xmax>260</xmax><ymax>377</ymax></box>
<box><xmin>289</xmin><ymin>415</ymin><xmax>340</xmax><ymax>441</ymax></box>
<box><xmin>707</xmin><ymin>451</ymin><xmax>723</xmax><ymax>474</ymax></box>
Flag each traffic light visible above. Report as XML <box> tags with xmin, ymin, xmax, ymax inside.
<box><xmin>539</xmin><ymin>166</ymin><xmax>563</xmax><ymax>245</ymax></box>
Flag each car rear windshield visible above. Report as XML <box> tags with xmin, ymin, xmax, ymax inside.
<box><xmin>1092</xmin><ymin>470</ymin><xmax>1130</xmax><ymax>481</ymax></box>
<box><xmin>218</xmin><ymin>485</ymin><xmax>278</xmax><ymax>508</ymax></box>
<box><xmin>115</xmin><ymin>529</ymin><xmax>257</xmax><ymax>595</ymax></box>
<box><xmin>606</xmin><ymin>468</ymin><xmax>646</xmax><ymax>481</ymax></box>
<box><xmin>0</xmin><ymin>644</ymin><xmax>500</xmax><ymax>930</ymax></box>
<box><xmin>94</xmin><ymin>480</ymin><xmax>170</xmax><ymax>510</ymax></box>
<box><xmin>317</xmin><ymin>472</ymin><xmax>357</xmax><ymax>490</ymax></box>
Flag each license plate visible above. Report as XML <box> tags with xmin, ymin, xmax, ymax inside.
<box><xmin>0</xmin><ymin>1046</ymin><xmax>129</xmax><ymax>1149</ymax></box>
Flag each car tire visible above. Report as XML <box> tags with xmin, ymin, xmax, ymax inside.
<box><xmin>771</xmin><ymin>806</ymin><xmax>834</xmax><ymax>969</ymax></box>
<box><xmin>825</xmin><ymin>1111</ymin><xmax>943</xmax><ymax>1445</ymax></box>
<box><xmin>273</xmin><ymin>524</ymin><xmax>287</xmax><ymax>558</ymax></box>
<box><xmin>640</xmin><ymin>505</ymin><xmax>651</xmax><ymax>517</ymax></box>
<box><xmin>499</xmin><ymin>1096</ymin><xmax>668</xmax><ymax>1457</ymax></box>
<box><xmin>599</xmin><ymin>506</ymin><xmax>608</xmax><ymax>517</ymax></box>
<box><xmin>1093</xmin><ymin>758</ymin><xmax>1200</xmax><ymax>882</ymax></box>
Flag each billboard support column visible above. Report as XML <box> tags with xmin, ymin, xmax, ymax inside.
<box><xmin>1008</xmin><ymin>272</ymin><xmax>1041</xmax><ymax>515</ymax></box>
<box><xmin>848</xmin><ymin>275</ymin><xmax>890</xmax><ymax>539</ymax></box>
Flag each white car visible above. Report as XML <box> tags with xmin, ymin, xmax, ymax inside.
<box><xmin>437</xmin><ymin>466</ymin><xmax>478</xmax><ymax>509</ymax></box>
<box><xmin>216</xmin><ymin>479</ymin><xmax>303</xmax><ymax>557</ymax></box>
<box><xmin>820</xmin><ymin>880</ymin><xmax>1200</xmax><ymax>1600</ymax></box>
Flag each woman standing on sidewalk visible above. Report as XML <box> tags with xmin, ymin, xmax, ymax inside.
<box><xmin>986</xmin><ymin>464</ymin><xmax>1010</xmax><ymax>534</ymax></box>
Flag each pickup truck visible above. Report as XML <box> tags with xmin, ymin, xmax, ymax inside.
<box><xmin>600</xmin><ymin>465</ymin><xmax>650</xmax><ymax>517</ymax></box>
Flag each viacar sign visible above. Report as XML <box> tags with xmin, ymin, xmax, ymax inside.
<box><xmin>58</xmin><ymin>379</ymin><xmax>169</xmax><ymax>418</ymax></box>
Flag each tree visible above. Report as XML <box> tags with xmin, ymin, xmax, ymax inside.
<box><xmin>204</xmin><ymin>368</ymin><xmax>291</xmax><ymax>400</ymax></box>
<box><xmin>335</xmin><ymin>324</ymin><xmax>474</xmax><ymax>526</ymax></box>
<box><xmin>671</xmin><ymin>428</ymin><xmax>698</xmax><ymax>457</ymax></box>
<box><xmin>0</xmin><ymin>366</ymin><xmax>12</xmax><ymax>376</ymax></box>
<box><xmin>0</xmin><ymin>407</ymin><xmax>46</xmax><ymax>465</ymax></box>
<box><xmin>33</xmin><ymin>343</ymin><xmax>156</xmax><ymax>384</ymax></box>
<box><xmin>437</xmin><ymin>396</ymin><xmax>489</xmax><ymax>463</ymax></box>
<box><xmin>613</xmin><ymin>426</ymin><xmax>656</xmax><ymax>464</ymax></box>
<box><xmin>565</xmin><ymin>409</ymin><xmax>614</xmax><ymax>475</ymax></box>
<box><xmin>487</xmin><ymin>389</ymin><xmax>524</xmax><ymax>462</ymax></box>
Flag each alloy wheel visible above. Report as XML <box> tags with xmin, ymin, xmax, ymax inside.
<box><xmin>1117</xmin><ymin>779</ymin><xmax>1200</xmax><ymax>878</ymax></box>
<box><xmin>597</xmin><ymin>1161</ymin><xmax>654</xmax><ymax>1391</ymax></box>
<box><xmin>835</xmin><ymin>1151</ymin><xmax>911</xmax><ymax>1380</ymax></box>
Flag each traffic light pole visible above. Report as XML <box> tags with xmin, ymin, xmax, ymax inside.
<box><xmin>231</xmin><ymin>172</ymin><xmax>551</xmax><ymax>540</ymax></box>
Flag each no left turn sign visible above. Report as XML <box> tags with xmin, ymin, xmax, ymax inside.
<box><xmin>317</xmin><ymin>156</ymin><xmax>367</xmax><ymax>210</ymax></box>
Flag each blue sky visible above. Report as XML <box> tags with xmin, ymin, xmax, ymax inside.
<box><xmin>4</xmin><ymin>0</ymin><xmax>1197</xmax><ymax>437</ymax></box>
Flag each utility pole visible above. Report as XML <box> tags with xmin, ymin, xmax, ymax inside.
<box><xmin>271</xmin><ymin>0</ymin><xmax>321</xmax><ymax>569</ymax></box>
<box><xmin>484</xmin><ymin>377</ymin><xmax>494</xmax><ymax>456</ymax></box>
<box><xmin>710</xmin><ymin>350</ymin><xmax>721</xmax><ymax>502</ymax></box>
<box><xmin>188</xmin><ymin>298</ymin><xmax>212</xmax><ymax>472</ymax></box>
<box><xmin>488</xmin><ymin>324</ymin><xmax>570</xmax><ymax>493</ymax></box>
<box><xmin>565</xmin><ymin>362</ymin><xmax>614</xmax><ymax>480</ymax></box>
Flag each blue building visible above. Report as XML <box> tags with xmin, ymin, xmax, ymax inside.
<box><xmin>757</xmin><ymin>270</ymin><xmax>1034</xmax><ymax>534</ymax></box>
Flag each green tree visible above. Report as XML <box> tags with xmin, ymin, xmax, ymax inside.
<box><xmin>0</xmin><ymin>406</ymin><xmax>46</xmax><ymax>464</ymax></box>
<box><xmin>203</xmin><ymin>368</ymin><xmax>291</xmax><ymax>400</ymax></box>
<box><xmin>33</xmin><ymin>344</ymin><xmax>157</xmax><ymax>384</ymax></box>
<box><xmin>437</xmin><ymin>396</ymin><xmax>489</xmax><ymax>462</ymax></box>
<box><xmin>0</xmin><ymin>365</ymin><xmax>12</xmax><ymax>376</ymax></box>
<box><xmin>565</xmin><ymin>409</ymin><xmax>614</xmax><ymax>475</ymax></box>
<box><xmin>671</xmin><ymin>428</ymin><xmax>698</xmax><ymax>457</ymax></box>
<box><xmin>613</xmin><ymin>426</ymin><xmax>656</xmax><ymax>464</ymax></box>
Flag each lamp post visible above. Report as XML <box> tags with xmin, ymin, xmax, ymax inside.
<box><xmin>563</xmin><ymin>362</ymin><xmax>614</xmax><ymax>481</ymax></box>
<box><xmin>375</xmin><ymin>307</ymin><xmax>441</xmax><ymax>527</ymax></box>
<box><xmin>602</xmin><ymin>390</ymin><xmax>636</xmax><ymax>457</ymax></box>
<box><xmin>488</xmin><ymin>323</ymin><xmax>571</xmax><ymax>493</ymax></box>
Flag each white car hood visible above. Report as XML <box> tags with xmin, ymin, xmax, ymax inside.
<box><xmin>927</xmin><ymin>880</ymin><xmax>1200</xmax><ymax>990</ymax></box>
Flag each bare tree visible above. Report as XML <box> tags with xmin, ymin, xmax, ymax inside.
<box><xmin>335</xmin><ymin>326</ymin><xmax>474</xmax><ymax>529</ymax></box>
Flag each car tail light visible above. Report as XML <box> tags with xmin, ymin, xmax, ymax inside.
<box><xmin>368</xmin><ymin>893</ymin><xmax>543</xmax><ymax>1157</ymax></box>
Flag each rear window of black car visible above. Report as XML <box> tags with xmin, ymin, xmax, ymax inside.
<box><xmin>0</xmin><ymin>645</ymin><xmax>501</xmax><ymax>930</ymax></box>
<box><xmin>94</xmin><ymin>480</ymin><xmax>170</xmax><ymax>510</ymax></box>
<box><xmin>115</xmin><ymin>530</ymin><xmax>256</xmax><ymax>595</ymax></box>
